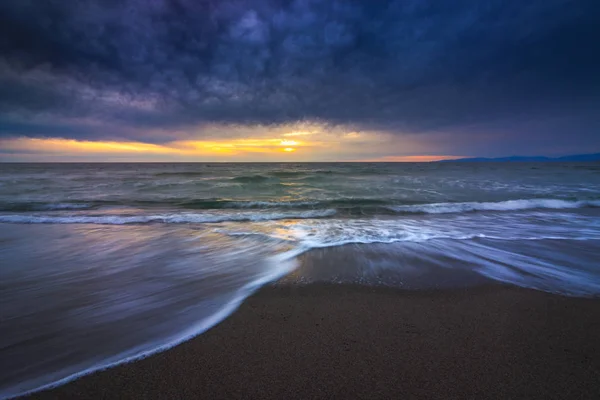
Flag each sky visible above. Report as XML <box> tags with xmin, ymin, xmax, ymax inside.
<box><xmin>0</xmin><ymin>0</ymin><xmax>599</xmax><ymax>162</ymax></box>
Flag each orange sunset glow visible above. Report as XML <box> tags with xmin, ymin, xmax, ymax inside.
<box><xmin>0</xmin><ymin>127</ymin><xmax>463</xmax><ymax>162</ymax></box>
<box><xmin>0</xmin><ymin>136</ymin><xmax>310</xmax><ymax>159</ymax></box>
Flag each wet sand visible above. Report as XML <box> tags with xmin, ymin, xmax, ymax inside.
<box><xmin>26</xmin><ymin>284</ymin><xmax>600</xmax><ymax>399</ymax></box>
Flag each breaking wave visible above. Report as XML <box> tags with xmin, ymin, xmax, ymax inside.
<box><xmin>388</xmin><ymin>199</ymin><xmax>600</xmax><ymax>214</ymax></box>
<box><xmin>0</xmin><ymin>209</ymin><xmax>336</xmax><ymax>225</ymax></box>
<box><xmin>3</xmin><ymin>198</ymin><xmax>598</xmax><ymax>214</ymax></box>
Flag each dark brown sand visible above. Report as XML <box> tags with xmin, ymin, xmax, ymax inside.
<box><xmin>27</xmin><ymin>284</ymin><xmax>600</xmax><ymax>400</ymax></box>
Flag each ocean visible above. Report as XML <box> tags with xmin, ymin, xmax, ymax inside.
<box><xmin>2</xmin><ymin>162</ymin><xmax>600</xmax><ymax>398</ymax></box>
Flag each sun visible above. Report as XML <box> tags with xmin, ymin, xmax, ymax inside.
<box><xmin>283</xmin><ymin>147</ymin><xmax>296</xmax><ymax>152</ymax></box>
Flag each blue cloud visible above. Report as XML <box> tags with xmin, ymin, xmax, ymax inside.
<box><xmin>0</xmin><ymin>0</ymin><xmax>598</xmax><ymax>153</ymax></box>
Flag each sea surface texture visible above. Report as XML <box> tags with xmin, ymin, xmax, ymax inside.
<box><xmin>1</xmin><ymin>162</ymin><xmax>600</xmax><ymax>397</ymax></box>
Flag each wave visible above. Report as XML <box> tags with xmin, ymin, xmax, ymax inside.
<box><xmin>216</xmin><ymin>212</ymin><xmax>600</xmax><ymax>250</ymax></box>
<box><xmin>388</xmin><ymin>199</ymin><xmax>600</xmax><ymax>214</ymax></box>
<box><xmin>292</xmin><ymin>233</ymin><xmax>599</xmax><ymax>249</ymax></box>
<box><xmin>220</xmin><ymin>197</ymin><xmax>599</xmax><ymax>214</ymax></box>
<box><xmin>0</xmin><ymin>202</ymin><xmax>94</xmax><ymax>212</ymax></box>
<box><xmin>0</xmin><ymin>198</ymin><xmax>391</xmax><ymax>212</ymax></box>
<box><xmin>0</xmin><ymin>199</ymin><xmax>320</xmax><ymax>212</ymax></box>
<box><xmin>153</xmin><ymin>172</ymin><xmax>204</xmax><ymax>177</ymax></box>
<box><xmin>180</xmin><ymin>198</ymin><xmax>390</xmax><ymax>209</ymax></box>
<box><xmin>230</xmin><ymin>175</ymin><xmax>271</xmax><ymax>183</ymax></box>
<box><xmin>265</xmin><ymin>170</ymin><xmax>341</xmax><ymax>178</ymax></box>
<box><xmin>3</xmin><ymin>198</ymin><xmax>599</xmax><ymax>216</ymax></box>
<box><xmin>176</xmin><ymin>199</ymin><xmax>320</xmax><ymax>209</ymax></box>
<box><xmin>218</xmin><ymin>227</ymin><xmax>600</xmax><ymax>247</ymax></box>
<box><xmin>269</xmin><ymin>171</ymin><xmax>307</xmax><ymax>178</ymax></box>
<box><xmin>0</xmin><ymin>209</ymin><xmax>336</xmax><ymax>225</ymax></box>
<box><xmin>227</xmin><ymin>200</ymin><xmax>318</xmax><ymax>208</ymax></box>
<box><xmin>203</xmin><ymin>197</ymin><xmax>598</xmax><ymax>214</ymax></box>
<box><xmin>327</xmin><ymin>198</ymin><xmax>389</xmax><ymax>207</ymax></box>
<box><xmin>3</xmin><ymin>250</ymin><xmax>300</xmax><ymax>400</ymax></box>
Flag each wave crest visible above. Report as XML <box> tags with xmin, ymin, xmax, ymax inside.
<box><xmin>230</xmin><ymin>175</ymin><xmax>271</xmax><ymax>183</ymax></box>
<box><xmin>388</xmin><ymin>199</ymin><xmax>600</xmax><ymax>214</ymax></box>
<box><xmin>0</xmin><ymin>209</ymin><xmax>336</xmax><ymax>225</ymax></box>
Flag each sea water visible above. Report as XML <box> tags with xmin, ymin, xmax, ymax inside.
<box><xmin>1</xmin><ymin>162</ymin><xmax>600</xmax><ymax>397</ymax></box>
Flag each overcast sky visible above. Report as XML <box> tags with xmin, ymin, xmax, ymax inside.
<box><xmin>0</xmin><ymin>0</ymin><xmax>599</xmax><ymax>161</ymax></box>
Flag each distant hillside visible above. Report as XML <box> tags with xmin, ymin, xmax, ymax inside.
<box><xmin>439</xmin><ymin>153</ymin><xmax>600</xmax><ymax>162</ymax></box>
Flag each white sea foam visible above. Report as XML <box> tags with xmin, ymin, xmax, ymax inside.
<box><xmin>0</xmin><ymin>209</ymin><xmax>336</xmax><ymax>225</ymax></box>
<box><xmin>388</xmin><ymin>199</ymin><xmax>600</xmax><ymax>214</ymax></box>
<box><xmin>215</xmin><ymin>213</ymin><xmax>600</xmax><ymax>250</ymax></box>
<box><xmin>451</xmin><ymin>240</ymin><xmax>600</xmax><ymax>296</ymax></box>
<box><xmin>1</xmin><ymin>248</ymin><xmax>300</xmax><ymax>400</ymax></box>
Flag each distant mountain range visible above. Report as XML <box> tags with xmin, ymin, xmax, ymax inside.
<box><xmin>439</xmin><ymin>153</ymin><xmax>600</xmax><ymax>162</ymax></box>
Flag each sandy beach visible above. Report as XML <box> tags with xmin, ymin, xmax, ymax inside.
<box><xmin>25</xmin><ymin>283</ymin><xmax>600</xmax><ymax>399</ymax></box>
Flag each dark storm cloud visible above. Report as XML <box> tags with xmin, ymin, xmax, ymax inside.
<box><xmin>0</xmin><ymin>0</ymin><xmax>599</xmax><ymax>143</ymax></box>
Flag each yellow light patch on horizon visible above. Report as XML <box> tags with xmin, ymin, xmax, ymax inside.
<box><xmin>0</xmin><ymin>136</ymin><xmax>313</xmax><ymax>158</ymax></box>
<box><xmin>1</xmin><ymin>127</ymin><xmax>426</xmax><ymax>161</ymax></box>
<box><xmin>173</xmin><ymin>138</ymin><xmax>307</xmax><ymax>155</ymax></box>
<box><xmin>0</xmin><ymin>137</ymin><xmax>182</xmax><ymax>155</ymax></box>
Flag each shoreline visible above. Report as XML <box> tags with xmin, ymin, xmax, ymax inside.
<box><xmin>23</xmin><ymin>283</ymin><xmax>600</xmax><ymax>399</ymax></box>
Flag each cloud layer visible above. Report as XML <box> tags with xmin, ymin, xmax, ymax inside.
<box><xmin>0</xmin><ymin>0</ymin><xmax>599</xmax><ymax>158</ymax></box>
